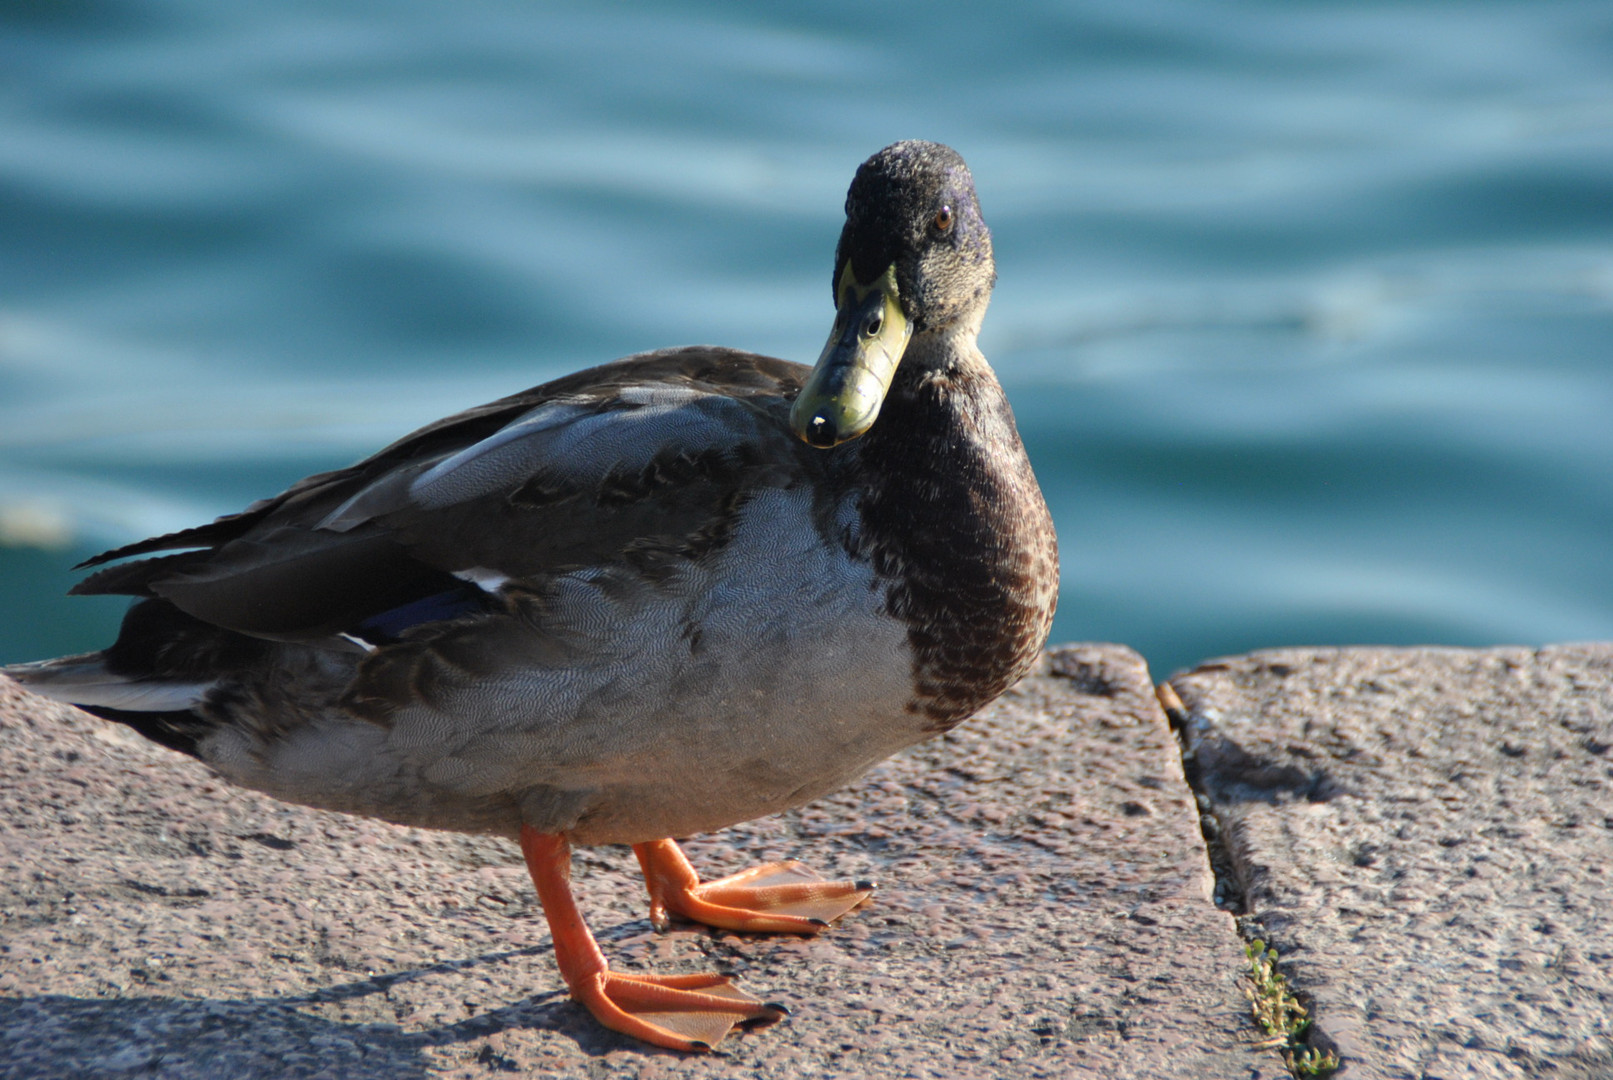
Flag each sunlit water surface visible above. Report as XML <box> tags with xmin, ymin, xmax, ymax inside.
<box><xmin>3</xmin><ymin>1</ymin><xmax>1611</xmax><ymax>677</ymax></box>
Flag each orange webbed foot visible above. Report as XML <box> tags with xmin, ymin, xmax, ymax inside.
<box><xmin>520</xmin><ymin>826</ymin><xmax>785</xmax><ymax>1052</ymax></box>
<box><xmin>634</xmin><ymin>838</ymin><xmax>875</xmax><ymax>935</ymax></box>
<box><xmin>570</xmin><ymin>968</ymin><xmax>786</xmax><ymax>1051</ymax></box>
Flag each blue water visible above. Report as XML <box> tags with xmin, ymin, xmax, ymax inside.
<box><xmin>3</xmin><ymin>1</ymin><xmax>1611</xmax><ymax>677</ymax></box>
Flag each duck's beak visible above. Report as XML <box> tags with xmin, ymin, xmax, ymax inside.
<box><xmin>790</xmin><ymin>262</ymin><xmax>912</xmax><ymax>448</ymax></box>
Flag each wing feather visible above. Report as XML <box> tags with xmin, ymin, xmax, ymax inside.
<box><xmin>73</xmin><ymin>348</ymin><xmax>813</xmax><ymax>643</ymax></box>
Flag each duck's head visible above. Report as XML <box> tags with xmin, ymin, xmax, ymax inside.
<box><xmin>791</xmin><ymin>140</ymin><xmax>995</xmax><ymax>449</ymax></box>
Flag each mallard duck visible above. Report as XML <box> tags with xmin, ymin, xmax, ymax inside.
<box><xmin>3</xmin><ymin>140</ymin><xmax>1058</xmax><ymax>1051</ymax></box>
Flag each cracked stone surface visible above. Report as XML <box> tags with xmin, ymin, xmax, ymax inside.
<box><xmin>0</xmin><ymin>644</ymin><xmax>1279</xmax><ymax>1079</ymax></box>
<box><xmin>1171</xmin><ymin>645</ymin><xmax>1613</xmax><ymax>1080</ymax></box>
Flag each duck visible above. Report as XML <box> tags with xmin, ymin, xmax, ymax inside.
<box><xmin>2</xmin><ymin>140</ymin><xmax>1059</xmax><ymax>1052</ymax></box>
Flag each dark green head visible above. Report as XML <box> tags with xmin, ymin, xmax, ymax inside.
<box><xmin>791</xmin><ymin>141</ymin><xmax>996</xmax><ymax>448</ymax></box>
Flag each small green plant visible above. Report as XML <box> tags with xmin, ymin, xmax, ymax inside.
<box><xmin>1243</xmin><ymin>939</ymin><xmax>1341</xmax><ymax>1078</ymax></box>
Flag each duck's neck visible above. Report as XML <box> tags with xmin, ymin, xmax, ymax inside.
<box><xmin>851</xmin><ymin>331</ymin><xmax>1059</xmax><ymax>731</ymax></box>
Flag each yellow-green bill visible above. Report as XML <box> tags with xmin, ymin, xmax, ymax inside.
<box><xmin>790</xmin><ymin>262</ymin><xmax>912</xmax><ymax>448</ymax></box>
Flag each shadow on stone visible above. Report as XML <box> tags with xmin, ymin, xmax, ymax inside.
<box><xmin>1192</xmin><ymin>736</ymin><xmax>1345</xmax><ymax>804</ymax></box>
<box><xmin>0</xmin><ymin>948</ymin><xmax>640</xmax><ymax>1080</ymax></box>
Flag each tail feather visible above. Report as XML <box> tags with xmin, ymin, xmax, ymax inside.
<box><xmin>2</xmin><ymin>598</ymin><xmax>267</xmax><ymax>761</ymax></box>
<box><xmin>2</xmin><ymin>654</ymin><xmax>213</xmax><ymax>760</ymax></box>
<box><xmin>3</xmin><ymin>655</ymin><xmax>212</xmax><ymax>711</ymax></box>
<box><xmin>78</xmin><ymin>705</ymin><xmax>208</xmax><ymax>758</ymax></box>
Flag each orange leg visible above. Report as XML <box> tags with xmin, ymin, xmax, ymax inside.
<box><xmin>632</xmin><ymin>838</ymin><xmax>875</xmax><ymax>935</ymax></box>
<box><xmin>519</xmin><ymin>826</ymin><xmax>785</xmax><ymax>1051</ymax></box>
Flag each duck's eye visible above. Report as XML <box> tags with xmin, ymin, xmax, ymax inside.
<box><xmin>933</xmin><ymin>205</ymin><xmax>954</xmax><ymax>233</ymax></box>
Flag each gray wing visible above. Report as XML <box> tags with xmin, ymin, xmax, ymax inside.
<box><xmin>74</xmin><ymin>347</ymin><xmax>813</xmax><ymax>643</ymax></box>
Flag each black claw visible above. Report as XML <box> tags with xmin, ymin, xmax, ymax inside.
<box><xmin>808</xmin><ymin>917</ymin><xmax>829</xmax><ymax>927</ymax></box>
<box><xmin>689</xmin><ymin>1040</ymin><xmax>713</xmax><ymax>1052</ymax></box>
<box><xmin>854</xmin><ymin>879</ymin><xmax>877</xmax><ymax>891</ymax></box>
<box><xmin>763</xmin><ymin>1001</ymin><xmax>791</xmax><ymax>1015</ymax></box>
<box><xmin>739</xmin><ymin>1009</ymin><xmax>787</xmax><ymax>1033</ymax></box>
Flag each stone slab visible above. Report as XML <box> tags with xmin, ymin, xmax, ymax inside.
<box><xmin>0</xmin><ymin>644</ymin><xmax>1280</xmax><ymax>1079</ymax></box>
<box><xmin>1171</xmin><ymin>645</ymin><xmax>1613</xmax><ymax>1080</ymax></box>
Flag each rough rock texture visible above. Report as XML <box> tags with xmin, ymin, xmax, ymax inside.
<box><xmin>1171</xmin><ymin>645</ymin><xmax>1613</xmax><ymax>1080</ymax></box>
<box><xmin>0</xmin><ymin>644</ymin><xmax>1279</xmax><ymax>1080</ymax></box>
